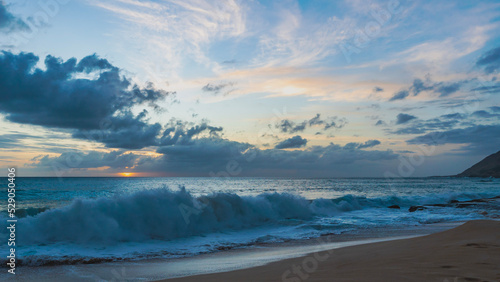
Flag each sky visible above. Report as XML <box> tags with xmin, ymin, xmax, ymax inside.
<box><xmin>1</xmin><ymin>0</ymin><xmax>500</xmax><ymax>177</ymax></box>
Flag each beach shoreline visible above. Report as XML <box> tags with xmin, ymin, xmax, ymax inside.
<box><xmin>163</xmin><ymin>220</ymin><xmax>500</xmax><ymax>282</ymax></box>
<box><xmin>3</xmin><ymin>221</ymin><xmax>461</xmax><ymax>281</ymax></box>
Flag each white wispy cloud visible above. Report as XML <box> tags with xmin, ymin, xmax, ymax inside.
<box><xmin>89</xmin><ymin>0</ymin><xmax>248</xmax><ymax>85</ymax></box>
<box><xmin>380</xmin><ymin>24</ymin><xmax>496</xmax><ymax>74</ymax></box>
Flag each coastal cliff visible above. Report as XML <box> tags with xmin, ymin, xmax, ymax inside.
<box><xmin>457</xmin><ymin>151</ymin><xmax>500</xmax><ymax>178</ymax></box>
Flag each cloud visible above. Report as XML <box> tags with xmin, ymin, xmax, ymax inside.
<box><xmin>277</xmin><ymin>119</ymin><xmax>307</xmax><ymax>133</ymax></box>
<box><xmin>222</xmin><ymin>59</ymin><xmax>237</xmax><ymax>65</ymax></box>
<box><xmin>441</xmin><ymin>113</ymin><xmax>465</xmax><ymax>120</ymax></box>
<box><xmin>152</xmin><ymin>138</ymin><xmax>253</xmax><ymax>175</ymax></box>
<box><xmin>74</xmin><ymin>117</ymin><xmax>224</xmax><ymax>150</ymax></box>
<box><xmin>406</xmin><ymin>124</ymin><xmax>500</xmax><ymax>154</ymax></box>
<box><xmin>31</xmin><ymin>151</ymin><xmax>139</xmax><ymax>169</ymax></box>
<box><xmin>0</xmin><ymin>133</ymin><xmax>42</xmax><ymax>149</ymax></box>
<box><xmin>0</xmin><ymin>51</ymin><xmax>173</xmax><ymax>149</ymax></box>
<box><xmin>391</xmin><ymin>119</ymin><xmax>459</xmax><ymax>135</ymax></box>
<box><xmin>476</xmin><ymin>46</ymin><xmax>500</xmax><ymax>74</ymax></box>
<box><xmin>357</xmin><ymin>139</ymin><xmax>381</xmax><ymax>149</ymax></box>
<box><xmin>491</xmin><ymin>106</ymin><xmax>500</xmax><ymax>112</ymax></box>
<box><xmin>389</xmin><ymin>78</ymin><xmax>463</xmax><ymax>101</ymax></box>
<box><xmin>375</xmin><ymin>120</ymin><xmax>386</xmax><ymax>126</ymax></box>
<box><xmin>72</xmin><ymin>111</ymin><xmax>164</xmax><ymax>149</ymax></box>
<box><xmin>396</xmin><ymin>113</ymin><xmax>417</xmax><ymax>124</ymax></box>
<box><xmin>379</xmin><ymin>22</ymin><xmax>494</xmax><ymax>72</ymax></box>
<box><xmin>276</xmin><ymin>114</ymin><xmax>347</xmax><ymax>133</ymax></box>
<box><xmin>410</xmin><ymin>78</ymin><xmax>434</xmax><ymax>96</ymax></box>
<box><xmin>344</xmin><ymin>139</ymin><xmax>381</xmax><ymax>150</ymax></box>
<box><xmin>91</xmin><ymin>0</ymin><xmax>247</xmax><ymax>79</ymax></box>
<box><xmin>391</xmin><ymin>109</ymin><xmax>500</xmax><ymax>135</ymax></box>
<box><xmin>275</xmin><ymin>135</ymin><xmax>307</xmax><ymax>149</ymax></box>
<box><xmin>471</xmin><ymin>82</ymin><xmax>500</xmax><ymax>94</ymax></box>
<box><xmin>434</xmin><ymin>82</ymin><xmax>461</xmax><ymax>97</ymax></box>
<box><xmin>389</xmin><ymin>90</ymin><xmax>410</xmax><ymax>101</ymax></box>
<box><xmin>0</xmin><ymin>1</ymin><xmax>29</xmax><ymax>33</ymax></box>
<box><xmin>373</xmin><ymin>86</ymin><xmax>383</xmax><ymax>92</ymax></box>
<box><xmin>202</xmin><ymin>82</ymin><xmax>235</xmax><ymax>95</ymax></box>
<box><xmin>159</xmin><ymin>119</ymin><xmax>223</xmax><ymax>146</ymax></box>
<box><xmin>471</xmin><ymin>110</ymin><xmax>500</xmax><ymax>119</ymax></box>
<box><xmin>28</xmin><ymin>134</ymin><xmax>398</xmax><ymax>177</ymax></box>
<box><xmin>133</xmin><ymin>138</ymin><xmax>398</xmax><ymax>177</ymax></box>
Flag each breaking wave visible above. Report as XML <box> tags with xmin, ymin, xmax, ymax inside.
<box><xmin>3</xmin><ymin>187</ymin><xmax>497</xmax><ymax>245</ymax></box>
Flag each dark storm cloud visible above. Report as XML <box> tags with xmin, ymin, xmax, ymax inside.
<box><xmin>0</xmin><ymin>2</ymin><xmax>29</xmax><ymax>33</ymax></box>
<box><xmin>395</xmin><ymin>113</ymin><xmax>417</xmax><ymax>124</ymax></box>
<box><xmin>153</xmin><ymin>138</ymin><xmax>253</xmax><ymax>174</ymax></box>
<box><xmin>131</xmin><ymin>138</ymin><xmax>398</xmax><ymax>176</ymax></box>
<box><xmin>72</xmin><ymin>111</ymin><xmax>163</xmax><ymax>149</ymax></box>
<box><xmin>406</xmin><ymin>124</ymin><xmax>500</xmax><ymax>154</ymax></box>
<box><xmin>0</xmin><ymin>51</ymin><xmax>173</xmax><ymax>149</ymax></box>
<box><xmin>31</xmin><ymin>151</ymin><xmax>139</xmax><ymax>169</ymax></box>
<box><xmin>276</xmin><ymin>114</ymin><xmax>347</xmax><ymax>133</ymax></box>
<box><xmin>274</xmin><ymin>135</ymin><xmax>307</xmax><ymax>149</ymax></box>
<box><xmin>491</xmin><ymin>106</ymin><xmax>500</xmax><ymax>112</ymax></box>
<box><xmin>76</xmin><ymin>117</ymin><xmax>224</xmax><ymax>150</ymax></box>
<box><xmin>29</xmin><ymin>136</ymin><xmax>398</xmax><ymax>176</ymax></box>
<box><xmin>389</xmin><ymin>78</ymin><xmax>463</xmax><ymax>101</ymax></box>
<box><xmin>476</xmin><ymin>46</ymin><xmax>500</xmax><ymax>74</ymax></box>
<box><xmin>202</xmin><ymin>82</ymin><xmax>235</xmax><ymax>95</ymax></box>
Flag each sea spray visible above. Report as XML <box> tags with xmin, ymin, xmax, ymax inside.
<box><xmin>1</xmin><ymin>186</ymin><xmax>495</xmax><ymax>246</ymax></box>
<box><xmin>14</xmin><ymin>187</ymin><xmax>318</xmax><ymax>244</ymax></box>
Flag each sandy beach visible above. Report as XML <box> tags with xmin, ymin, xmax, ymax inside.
<box><xmin>165</xmin><ymin>220</ymin><xmax>500</xmax><ymax>282</ymax></box>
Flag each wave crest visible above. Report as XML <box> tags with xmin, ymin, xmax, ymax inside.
<box><xmin>9</xmin><ymin>187</ymin><xmax>494</xmax><ymax>245</ymax></box>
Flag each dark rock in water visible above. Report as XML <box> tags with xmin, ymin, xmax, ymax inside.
<box><xmin>430</xmin><ymin>203</ymin><xmax>447</xmax><ymax>207</ymax></box>
<box><xmin>465</xmin><ymin>198</ymin><xmax>487</xmax><ymax>203</ymax></box>
<box><xmin>456</xmin><ymin>150</ymin><xmax>500</xmax><ymax>178</ymax></box>
<box><xmin>388</xmin><ymin>205</ymin><xmax>400</xmax><ymax>209</ymax></box>
<box><xmin>409</xmin><ymin>206</ymin><xmax>426</xmax><ymax>212</ymax></box>
<box><xmin>455</xmin><ymin>203</ymin><xmax>476</xmax><ymax>208</ymax></box>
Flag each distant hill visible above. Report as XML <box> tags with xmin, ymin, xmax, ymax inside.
<box><xmin>457</xmin><ymin>150</ymin><xmax>500</xmax><ymax>178</ymax></box>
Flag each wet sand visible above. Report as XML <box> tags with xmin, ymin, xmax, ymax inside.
<box><xmin>164</xmin><ymin>220</ymin><xmax>500</xmax><ymax>282</ymax></box>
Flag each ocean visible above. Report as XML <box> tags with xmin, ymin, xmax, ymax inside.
<box><xmin>2</xmin><ymin>177</ymin><xmax>500</xmax><ymax>268</ymax></box>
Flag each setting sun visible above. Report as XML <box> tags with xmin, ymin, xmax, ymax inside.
<box><xmin>119</xmin><ymin>172</ymin><xmax>134</xmax><ymax>177</ymax></box>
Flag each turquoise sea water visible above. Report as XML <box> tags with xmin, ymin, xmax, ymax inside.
<box><xmin>1</xmin><ymin>177</ymin><xmax>499</xmax><ymax>266</ymax></box>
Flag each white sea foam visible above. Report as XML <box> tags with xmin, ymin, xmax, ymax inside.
<box><xmin>2</xmin><ymin>178</ymin><xmax>499</xmax><ymax>266</ymax></box>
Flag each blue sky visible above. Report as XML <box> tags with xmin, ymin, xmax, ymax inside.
<box><xmin>1</xmin><ymin>0</ymin><xmax>500</xmax><ymax>177</ymax></box>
